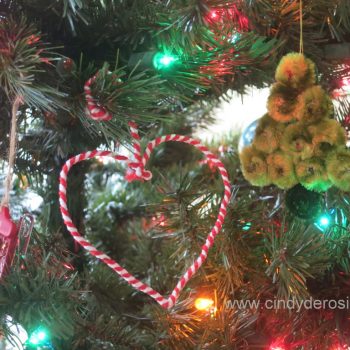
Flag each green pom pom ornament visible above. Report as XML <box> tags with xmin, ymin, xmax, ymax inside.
<box><xmin>295</xmin><ymin>158</ymin><xmax>332</xmax><ymax>192</ymax></box>
<box><xmin>267</xmin><ymin>83</ymin><xmax>299</xmax><ymax>123</ymax></box>
<box><xmin>239</xmin><ymin>146</ymin><xmax>271</xmax><ymax>186</ymax></box>
<box><xmin>267</xmin><ymin>152</ymin><xmax>298</xmax><ymax>189</ymax></box>
<box><xmin>308</xmin><ymin>119</ymin><xmax>346</xmax><ymax>156</ymax></box>
<box><xmin>296</xmin><ymin>86</ymin><xmax>334</xmax><ymax>124</ymax></box>
<box><xmin>275</xmin><ymin>53</ymin><xmax>316</xmax><ymax>90</ymax></box>
<box><xmin>253</xmin><ymin>114</ymin><xmax>285</xmax><ymax>154</ymax></box>
<box><xmin>281</xmin><ymin>123</ymin><xmax>313</xmax><ymax>160</ymax></box>
<box><xmin>327</xmin><ymin>149</ymin><xmax>350</xmax><ymax>191</ymax></box>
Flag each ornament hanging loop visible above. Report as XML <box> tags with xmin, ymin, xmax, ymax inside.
<box><xmin>84</xmin><ymin>73</ymin><xmax>113</xmax><ymax>121</ymax></box>
<box><xmin>1</xmin><ymin>95</ymin><xmax>22</xmax><ymax>208</ymax></box>
<box><xmin>17</xmin><ymin>213</ymin><xmax>35</xmax><ymax>257</ymax></box>
<box><xmin>299</xmin><ymin>0</ymin><xmax>304</xmax><ymax>54</ymax></box>
<box><xmin>125</xmin><ymin>121</ymin><xmax>153</xmax><ymax>182</ymax></box>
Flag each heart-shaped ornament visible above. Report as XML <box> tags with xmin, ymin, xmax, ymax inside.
<box><xmin>59</xmin><ymin>122</ymin><xmax>231</xmax><ymax>309</ymax></box>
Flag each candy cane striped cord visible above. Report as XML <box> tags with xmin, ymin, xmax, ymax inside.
<box><xmin>139</xmin><ymin>133</ymin><xmax>231</xmax><ymax>308</ymax></box>
<box><xmin>84</xmin><ymin>75</ymin><xmax>112</xmax><ymax>121</ymax></box>
<box><xmin>59</xmin><ymin>151</ymin><xmax>166</xmax><ymax>306</ymax></box>
<box><xmin>59</xmin><ymin>124</ymin><xmax>231</xmax><ymax>309</ymax></box>
<box><xmin>125</xmin><ymin>121</ymin><xmax>152</xmax><ymax>181</ymax></box>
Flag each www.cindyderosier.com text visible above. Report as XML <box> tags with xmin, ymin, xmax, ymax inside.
<box><xmin>226</xmin><ymin>297</ymin><xmax>350</xmax><ymax>313</ymax></box>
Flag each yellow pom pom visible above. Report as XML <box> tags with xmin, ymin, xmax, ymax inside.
<box><xmin>295</xmin><ymin>158</ymin><xmax>332</xmax><ymax>192</ymax></box>
<box><xmin>267</xmin><ymin>152</ymin><xmax>298</xmax><ymax>189</ymax></box>
<box><xmin>327</xmin><ymin>149</ymin><xmax>350</xmax><ymax>191</ymax></box>
<box><xmin>267</xmin><ymin>83</ymin><xmax>299</xmax><ymax>123</ymax></box>
<box><xmin>281</xmin><ymin>123</ymin><xmax>313</xmax><ymax>160</ymax></box>
<box><xmin>308</xmin><ymin>119</ymin><xmax>347</xmax><ymax>156</ymax></box>
<box><xmin>296</xmin><ymin>86</ymin><xmax>334</xmax><ymax>124</ymax></box>
<box><xmin>275</xmin><ymin>53</ymin><xmax>316</xmax><ymax>90</ymax></box>
<box><xmin>253</xmin><ymin>114</ymin><xmax>285</xmax><ymax>154</ymax></box>
<box><xmin>239</xmin><ymin>146</ymin><xmax>270</xmax><ymax>186</ymax></box>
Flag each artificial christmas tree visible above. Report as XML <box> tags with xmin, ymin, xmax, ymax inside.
<box><xmin>1</xmin><ymin>1</ymin><xmax>350</xmax><ymax>349</ymax></box>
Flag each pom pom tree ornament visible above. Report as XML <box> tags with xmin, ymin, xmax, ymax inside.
<box><xmin>59</xmin><ymin>120</ymin><xmax>231</xmax><ymax>309</ymax></box>
<box><xmin>240</xmin><ymin>53</ymin><xmax>350</xmax><ymax>194</ymax></box>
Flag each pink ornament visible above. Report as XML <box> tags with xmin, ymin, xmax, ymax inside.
<box><xmin>0</xmin><ymin>207</ymin><xmax>19</xmax><ymax>278</ymax></box>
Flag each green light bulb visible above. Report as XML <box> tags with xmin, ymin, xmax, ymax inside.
<box><xmin>37</xmin><ymin>331</ymin><xmax>47</xmax><ymax>341</ymax></box>
<box><xmin>28</xmin><ymin>327</ymin><xmax>48</xmax><ymax>346</ymax></box>
<box><xmin>320</xmin><ymin>216</ymin><xmax>330</xmax><ymax>226</ymax></box>
<box><xmin>315</xmin><ymin>213</ymin><xmax>331</xmax><ymax>231</ymax></box>
<box><xmin>160</xmin><ymin>56</ymin><xmax>174</xmax><ymax>65</ymax></box>
<box><xmin>29</xmin><ymin>337</ymin><xmax>39</xmax><ymax>345</ymax></box>
<box><xmin>242</xmin><ymin>222</ymin><xmax>252</xmax><ymax>231</ymax></box>
<box><xmin>153</xmin><ymin>52</ymin><xmax>177</xmax><ymax>70</ymax></box>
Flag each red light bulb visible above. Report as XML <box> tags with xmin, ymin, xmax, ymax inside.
<box><xmin>210</xmin><ymin>11</ymin><xmax>218</xmax><ymax>19</ymax></box>
<box><xmin>269</xmin><ymin>342</ymin><xmax>286</xmax><ymax>350</ymax></box>
<box><xmin>342</xmin><ymin>78</ymin><xmax>349</xmax><ymax>86</ymax></box>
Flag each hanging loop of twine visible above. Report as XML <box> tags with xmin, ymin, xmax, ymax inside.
<box><xmin>299</xmin><ymin>0</ymin><xmax>304</xmax><ymax>54</ymax></box>
<box><xmin>1</xmin><ymin>96</ymin><xmax>22</xmax><ymax>208</ymax></box>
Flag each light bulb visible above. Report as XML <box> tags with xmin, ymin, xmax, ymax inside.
<box><xmin>195</xmin><ymin>297</ymin><xmax>214</xmax><ymax>311</ymax></box>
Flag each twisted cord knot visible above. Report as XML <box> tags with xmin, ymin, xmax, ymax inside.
<box><xmin>125</xmin><ymin>161</ymin><xmax>152</xmax><ymax>182</ymax></box>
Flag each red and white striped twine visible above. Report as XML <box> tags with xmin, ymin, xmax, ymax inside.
<box><xmin>84</xmin><ymin>75</ymin><xmax>112</xmax><ymax>121</ymax></box>
<box><xmin>59</xmin><ymin>122</ymin><xmax>231</xmax><ymax>309</ymax></box>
